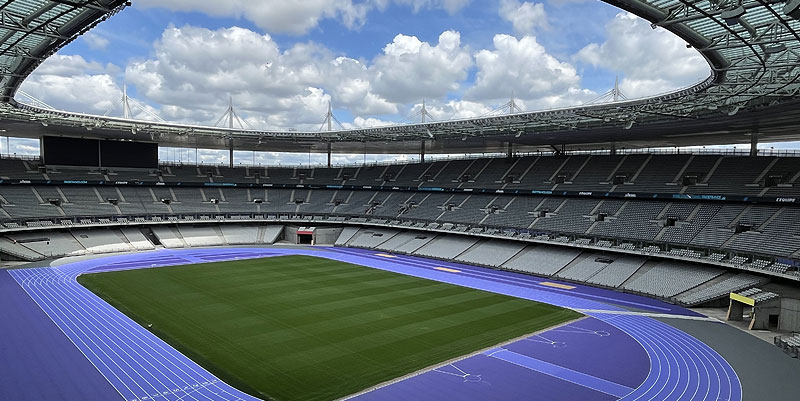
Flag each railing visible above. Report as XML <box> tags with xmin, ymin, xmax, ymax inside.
<box><xmin>131</xmin><ymin>147</ymin><xmax>800</xmax><ymax>169</ymax></box>
<box><xmin>0</xmin><ymin>153</ymin><xmax>41</xmax><ymax>161</ymax></box>
<box><xmin>4</xmin><ymin>146</ymin><xmax>800</xmax><ymax>170</ymax></box>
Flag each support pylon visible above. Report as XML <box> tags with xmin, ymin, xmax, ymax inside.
<box><xmin>508</xmin><ymin>91</ymin><xmax>523</xmax><ymax>114</ymax></box>
<box><xmin>587</xmin><ymin>76</ymin><xmax>628</xmax><ymax>104</ymax></box>
<box><xmin>420</xmin><ymin>100</ymin><xmax>435</xmax><ymax>123</ymax></box>
<box><xmin>213</xmin><ymin>96</ymin><xmax>251</xmax><ymax>129</ymax></box>
<box><xmin>122</xmin><ymin>85</ymin><xmax>133</xmax><ymax>119</ymax></box>
<box><xmin>102</xmin><ymin>85</ymin><xmax>165</xmax><ymax>122</ymax></box>
<box><xmin>319</xmin><ymin>101</ymin><xmax>345</xmax><ymax>131</ymax></box>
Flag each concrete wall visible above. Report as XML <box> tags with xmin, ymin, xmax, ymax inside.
<box><xmin>284</xmin><ymin>226</ymin><xmax>299</xmax><ymax>244</ymax></box>
<box><xmin>314</xmin><ymin>227</ymin><xmax>343</xmax><ymax>245</ymax></box>
<box><xmin>779</xmin><ymin>298</ymin><xmax>800</xmax><ymax>332</ymax></box>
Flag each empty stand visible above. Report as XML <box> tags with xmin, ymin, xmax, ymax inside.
<box><xmin>501</xmin><ymin>245</ymin><xmax>581</xmax><ymax>276</ymax></box>
<box><xmin>622</xmin><ymin>261</ymin><xmax>725</xmax><ymax>298</ymax></box>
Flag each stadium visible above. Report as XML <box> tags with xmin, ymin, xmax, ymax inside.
<box><xmin>2</xmin><ymin>0</ymin><xmax>800</xmax><ymax>400</ymax></box>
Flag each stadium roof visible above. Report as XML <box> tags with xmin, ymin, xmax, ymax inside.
<box><xmin>0</xmin><ymin>0</ymin><xmax>800</xmax><ymax>154</ymax></box>
<box><xmin>0</xmin><ymin>0</ymin><xmax>128</xmax><ymax>102</ymax></box>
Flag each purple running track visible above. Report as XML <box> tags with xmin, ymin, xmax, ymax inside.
<box><xmin>3</xmin><ymin>247</ymin><xmax>741</xmax><ymax>401</ymax></box>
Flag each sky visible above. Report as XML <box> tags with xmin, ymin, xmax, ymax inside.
<box><xmin>1</xmin><ymin>0</ymin><xmax>746</xmax><ymax>165</ymax></box>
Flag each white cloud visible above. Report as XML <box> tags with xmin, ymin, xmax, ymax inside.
<box><xmin>575</xmin><ymin>12</ymin><xmax>710</xmax><ymax>98</ymax></box>
<box><xmin>26</xmin><ymin>26</ymin><xmax>597</xmax><ymax>127</ymax></box>
<box><xmin>125</xmin><ymin>26</ymin><xmax>353</xmax><ymax>129</ymax></box>
<box><xmin>32</xmin><ymin>54</ymin><xmax>113</xmax><ymax>77</ymax></box>
<box><xmin>499</xmin><ymin>1</ymin><xmax>548</xmax><ymax>36</ymax></box>
<box><xmin>124</xmin><ymin>25</ymin><xmax>474</xmax><ymax>129</ymax></box>
<box><xmin>384</xmin><ymin>0</ymin><xmax>470</xmax><ymax>14</ymax></box>
<box><xmin>372</xmin><ymin>31</ymin><xmax>472</xmax><ymax>103</ymax></box>
<box><xmin>83</xmin><ymin>32</ymin><xmax>110</xmax><ymax>50</ymax></box>
<box><xmin>136</xmin><ymin>0</ymin><xmax>369</xmax><ymax>35</ymax></box>
<box><xmin>18</xmin><ymin>55</ymin><xmax>122</xmax><ymax>113</ymax></box>
<box><xmin>136</xmin><ymin>0</ymin><xmax>470</xmax><ymax>35</ymax></box>
<box><xmin>467</xmin><ymin>34</ymin><xmax>594</xmax><ymax>108</ymax></box>
<box><xmin>0</xmin><ymin>138</ymin><xmax>40</xmax><ymax>156</ymax></box>
<box><xmin>344</xmin><ymin>116</ymin><xmax>397</xmax><ymax>128</ymax></box>
<box><xmin>410</xmin><ymin>99</ymin><xmax>491</xmax><ymax>121</ymax></box>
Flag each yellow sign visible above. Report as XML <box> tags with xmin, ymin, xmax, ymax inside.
<box><xmin>730</xmin><ymin>292</ymin><xmax>755</xmax><ymax>306</ymax></box>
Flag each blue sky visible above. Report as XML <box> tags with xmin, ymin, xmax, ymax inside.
<box><xmin>32</xmin><ymin>0</ymin><xmax>694</xmax><ymax>123</ymax></box>
<box><xmin>5</xmin><ymin>0</ymin><xmax>725</xmax><ymax>163</ymax></box>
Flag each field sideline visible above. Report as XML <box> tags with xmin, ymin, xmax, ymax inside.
<box><xmin>78</xmin><ymin>255</ymin><xmax>581</xmax><ymax>401</ymax></box>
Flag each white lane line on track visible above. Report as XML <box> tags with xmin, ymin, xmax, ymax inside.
<box><xmin>49</xmin><ymin>276</ymin><xmax>237</xmax><ymax>401</ymax></box>
<box><xmin>578</xmin><ymin>309</ymin><xmax>721</xmax><ymax>322</ymax></box>
<box><xmin>11</xmin><ymin>268</ymin><xmax>141</xmax><ymax>401</ymax></box>
<box><xmin>14</xmin><ymin>248</ymin><xmax>743</xmax><ymax>401</ymax></box>
<box><xmin>27</xmin><ymin>268</ymin><xmax>189</xmax><ymax>401</ymax></box>
<box><xmin>58</xmin><ymin>264</ymin><xmax>256</xmax><ymax>401</ymax></box>
<box><xmin>15</xmin><ymin>265</ymin><xmax>255</xmax><ymax>401</ymax></box>
<box><xmin>613</xmin><ymin>313</ymin><xmax>739</xmax><ymax>401</ymax></box>
<box><xmin>329</xmin><ymin>246</ymin><xmax>741</xmax><ymax>401</ymax></box>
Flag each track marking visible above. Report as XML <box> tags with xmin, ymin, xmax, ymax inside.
<box><xmin>8</xmin><ymin>248</ymin><xmax>743</xmax><ymax>401</ymax></box>
<box><xmin>375</xmin><ymin>253</ymin><xmax>396</xmax><ymax>258</ymax></box>
<box><xmin>434</xmin><ymin>267</ymin><xmax>462</xmax><ymax>273</ymax></box>
<box><xmin>485</xmin><ymin>348</ymin><xmax>635</xmax><ymax>398</ymax></box>
<box><xmin>540</xmin><ymin>282</ymin><xmax>576</xmax><ymax>290</ymax></box>
<box><xmin>578</xmin><ymin>309</ymin><xmax>721</xmax><ymax>322</ymax></box>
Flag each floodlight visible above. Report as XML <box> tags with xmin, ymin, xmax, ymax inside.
<box><xmin>764</xmin><ymin>44</ymin><xmax>787</xmax><ymax>55</ymax></box>
<box><xmin>721</xmin><ymin>6</ymin><xmax>745</xmax><ymax>26</ymax></box>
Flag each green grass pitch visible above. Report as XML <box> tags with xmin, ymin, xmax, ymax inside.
<box><xmin>78</xmin><ymin>255</ymin><xmax>581</xmax><ymax>401</ymax></box>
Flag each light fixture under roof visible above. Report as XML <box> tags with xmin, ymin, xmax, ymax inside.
<box><xmin>764</xmin><ymin>44</ymin><xmax>787</xmax><ymax>55</ymax></box>
<box><xmin>721</xmin><ymin>6</ymin><xmax>745</xmax><ymax>26</ymax></box>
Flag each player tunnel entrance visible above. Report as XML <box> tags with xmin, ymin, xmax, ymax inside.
<box><xmin>297</xmin><ymin>227</ymin><xmax>314</xmax><ymax>245</ymax></box>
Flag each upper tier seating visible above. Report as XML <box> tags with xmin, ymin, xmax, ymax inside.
<box><xmin>2</xmin><ymin>154</ymin><xmax>799</xmax><ymax>265</ymax></box>
<box><xmin>2</xmin><ymin>154</ymin><xmax>798</xmax><ymax>197</ymax></box>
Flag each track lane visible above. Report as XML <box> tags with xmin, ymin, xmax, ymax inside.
<box><xmin>7</xmin><ymin>247</ymin><xmax>742</xmax><ymax>401</ymax></box>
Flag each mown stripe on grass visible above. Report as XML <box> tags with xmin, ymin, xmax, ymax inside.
<box><xmin>79</xmin><ymin>255</ymin><xmax>581</xmax><ymax>401</ymax></box>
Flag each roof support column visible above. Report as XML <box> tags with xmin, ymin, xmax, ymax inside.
<box><xmin>610</xmin><ymin>142</ymin><xmax>616</xmax><ymax>156</ymax></box>
<box><xmin>327</xmin><ymin>142</ymin><xmax>332</xmax><ymax>168</ymax></box>
<box><xmin>507</xmin><ymin>142</ymin><xmax>513</xmax><ymax>159</ymax></box>
<box><xmin>229</xmin><ymin>138</ymin><xmax>234</xmax><ymax>168</ymax></box>
<box><xmin>420</xmin><ymin>140</ymin><xmax>426</xmax><ymax>163</ymax></box>
<box><xmin>750</xmin><ymin>132</ymin><xmax>759</xmax><ymax>157</ymax></box>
